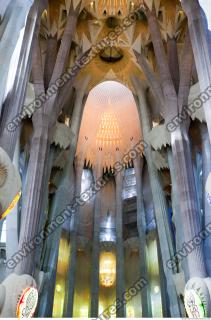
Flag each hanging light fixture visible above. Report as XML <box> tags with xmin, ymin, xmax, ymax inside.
<box><xmin>99</xmin><ymin>252</ymin><xmax>116</xmax><ymax>287</ymax></box>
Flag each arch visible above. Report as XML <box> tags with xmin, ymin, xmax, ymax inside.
<box><xmin>76</xmin><ymin>80</ymin><xmax>142</xmax><ymax>171</ymax></box>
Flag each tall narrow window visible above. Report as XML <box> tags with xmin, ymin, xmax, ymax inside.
<box><xmin>0</xmin><ymin>220</ymin><xmax>6</xmax><ymax>243</ymax></box>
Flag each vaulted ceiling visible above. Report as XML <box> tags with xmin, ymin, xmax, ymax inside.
<box><xmin>76</xmin><ymin>80</ymin><xmax>141</xmax><ymax>169</ymax></box>
<box><xmin>39</xmin><ymin>0</ymin><xmax>185</xmax><ymax>91</ymax></box>
<box><xmin>37</xmin><ymin>0</ymin><xmax>188</xmax><ymax>169</ymax></box>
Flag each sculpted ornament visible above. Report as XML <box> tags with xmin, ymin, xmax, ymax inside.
<box><xmin>0</xmin><ymin>147</ymin><xmax>21</xmax><ymax>219</ymax></box>
<box><xmin>0</xmin><ymin>273</ymin><xmax>38</xmax><ymax>318</ymax></box>
<box><xmin>184</xmin><ymin>277</ymin><xmax>211</xmax><ymax>318</ymax></box>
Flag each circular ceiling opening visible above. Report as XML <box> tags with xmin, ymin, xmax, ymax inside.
<box><xmin>100</xmin><ymin>46</ymin><xmax>123</xmax><ymax>63</ymax></box>
<box><xmin>106</xmin><ymin>16</ymin><xmax>119</xmax><ymax>28</ymax></box>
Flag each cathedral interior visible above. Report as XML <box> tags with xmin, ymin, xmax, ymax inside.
<box><xmin>0</xmin><ymin>0</ymin><xmax>211</xmax><ymax>318</ymax></box>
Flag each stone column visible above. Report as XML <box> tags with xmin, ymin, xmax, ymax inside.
<box><xmin>89</xmin><ymin>164</ymin><xmax>102</xmax><ymax>317</ymax></box>
<box><xmin>5</xmin><ymin>132</ymin><xmax>20</xmax><ymax>271</ymax></box>
<box><xmin>63</xmin><ymin>156</ymin><xmax>84</xmax><ymax>317</ymax></box>
<box><xmin>192</xmin><ymin>148</ymin><xmax>203</xmax><ymax>223</ymax></box>
<box><xmin>171</xmin><ymin>125</ymin><xmax>206</xmax><ymax>278</ymax></box>
<box><xmin>133</xmin><ymin>156</ymin><xmax>152</xmax><ymax>317</ymax></box>
<box><xmin>0</xmin><ymin>0</ymin><xmax>11</xmax><ymax>19</ymax></box>
<box><xmin>38</xmin><ymin>163</ymin><xmax>75</xmax><ymax>318</ymax></box>
<box><xmin>0</xmin><ymin>0</ymin><xmax>34</xmax><ymax>116</ymax></box>
<box><xmin>15</xmin><ymin>73</ymin><xmax>89</xmax><ymax>276</ymax></box>
<box><xmin>156</xmin><ymin>232</ymin><xmax>170</xmax><ymax>317</ymax></box>
<box><xmin>132</xmin><ymin>77</ymin><xmax>181</xmax><ymax>317</ymax></box>
<box><xmin>181</xmin><ymin>0</ymin><xmax>211</xmax><ymax>142</ymax></box>
<box><xmin>34</xmin><ymin>145</ymin><xmax>58</xmax><ymax>270</ymax></box>
<box><xmin>37</xmin><ymin>90</ymin><xmax>88</xmax><ymax>317</ymax></box>
<box><xmin>0</xmin><ymin>0</ymin><xmax>42</xmax><ymax>159</ymax></box>
<box><xmin>167</xmin><ymin>148</ymin><xmax>188</xmax><ymax>279</ymax></box>
<box><xmin>200</xmin><ymin>123</ymin><xmax>211</xmax><ymax>276</ymax></box>
<box><xmin>134</xmin><ymin>9</ymin><xmax>206</xmax><ymax>278</ymax></box>
<box><xmin>15</xmin><ymin>111</ymin><xmax>51</xmax><ymax>275</ymax></box>
<box><xmin>115</xmin><ymin>166</ymin><xmax>126</xmax><ymax>317</ymax></box>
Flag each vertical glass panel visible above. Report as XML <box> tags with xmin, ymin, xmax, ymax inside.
<box><xmin>53</xmin><ymin>234</ymin><xmax>70</xmax><ymax>317</ymax></box>
<box><xmin>125</xmin><ymin>249</ymin><xmax>142</xmax><ymax>317</ymax></box>
<box><xmin>0</xmin><ymin>220</ymin><xmax>6</xmax><ymax>243</ymax></box>
<box><xmin>147</xmin><ymin>235</ymin><xmax>163</xmax><ymax>317</ymax></box>
<box><xmin>99</xmin><ymin>250</ymin><xmax>116</xmax><ymax>317</ymax></box>
<box><xmin>73</xmin><ymin>249</ymin><xmax>91</xmax><ymax>317</ymax></box>
<box><xmin>122</xmin><ymin>168</ymin><xmax>137</xmax><ymax>200</ymax></box>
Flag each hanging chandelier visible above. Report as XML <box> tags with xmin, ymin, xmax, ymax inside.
<box><xmin>99</xmin><ymin>252</ymin><xmax>116</xmax><ymax>287</ymax></box>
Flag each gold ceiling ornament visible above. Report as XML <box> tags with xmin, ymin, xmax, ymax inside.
<box><xmin>88</xmin><ymin>0</ymin><xmax>133</xmax><ymax>17</ymax></box>
<box><xmin>154</xmin><ymin>1</ymin><xmax>185</xmax><ymax>41</ymax></box>
<box><xmin>99</xmin><ymin>251</ymin><xmax>116</xmax><ymax>287</ymax></box>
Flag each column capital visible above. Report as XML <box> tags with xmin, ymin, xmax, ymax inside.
<box><xmin>181</xmin><ymin>0</ymin><xmax>201</xmax><ymax>18</ymax></box>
